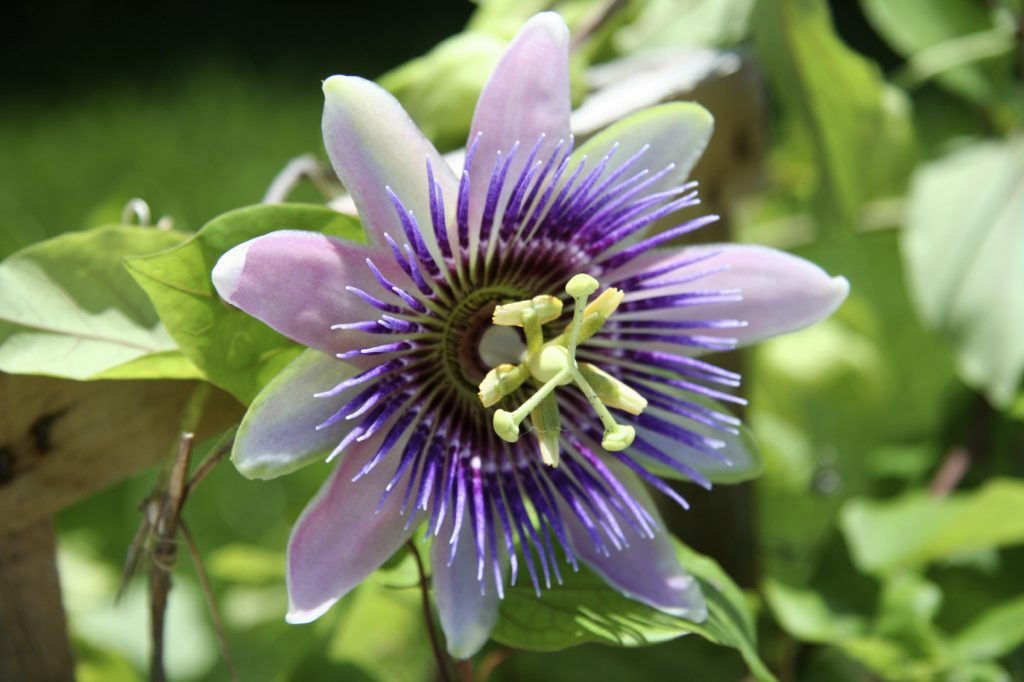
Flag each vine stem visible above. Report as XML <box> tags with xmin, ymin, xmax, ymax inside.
<box><xmin>406</xmin><ymin>540</ymin><xmax>458</xmax><ymax>682</ymax></box>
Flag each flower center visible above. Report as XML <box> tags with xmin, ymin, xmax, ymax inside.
<box><xmin>439</xmin><ymin>284</ymin><xmax>527</xmax><ymax>395</ymax></box>
<box><xmin>477</xmin><ymin>274</ymin><xmax>648</xmax><ymax>466</ymax></box>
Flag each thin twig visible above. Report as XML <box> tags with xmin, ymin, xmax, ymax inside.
<box><xmin>407</xmin><ymin>540</ymin><xmax>455</xmax><ymax>682</ymax></box>
<box><xmin>930</xmin><ymin>445</ymin><xmax>971</xmax><ymax>497</ymax></box>
<box><xmin>125</xmin><ymin>426</ymin><xmax>237</xmax><ymax>682</ymax></box>
<box><xmin>149</xmin><ymin>432</ymin><xmax>194</xmax><ymax>682</ymax></box>
<box><xmin>262</xmin><ymin>154</ymin><xmax>343</xmax><ymax>204</ymax></box>
<box><xmin>184</xmin><ymin>434</ymin><xmax>235</xmax><ymax>498</ymax></box>
<box><xmin>179</xmin><ymin>520</ymin><xmax>239</xmax><ymax>682</ymax></box>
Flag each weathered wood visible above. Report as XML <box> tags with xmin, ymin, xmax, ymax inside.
<box><xmin>0</xmin><ymin>373</ymin><xmax>243</xmax><ymax>679</ymax></box>
<box><xmin>0</xmin><ymin>373</ymin><xmax>242</xmax><ymax>534</ymax></box>
<box><xmin>0</xmin><ymin>519</ymin><xmax>75</xmax><ymax>682</ymax></box>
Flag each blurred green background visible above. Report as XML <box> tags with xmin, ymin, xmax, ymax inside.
<box><xmin>3</xmin><ymin>0</ymin><xmax>1023</xmax><ymax>680</ymax></box>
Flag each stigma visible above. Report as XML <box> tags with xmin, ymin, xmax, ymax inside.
<box><xmin>477</xmin><ymin>274</ymin><xmax>648</xmax><ymax>466</ymax></box>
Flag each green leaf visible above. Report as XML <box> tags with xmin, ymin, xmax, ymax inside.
<box><xmin>763</xmin><ymin>579</ymin><xmax>867</xmax><ymax>643</ymax></box>
<box><xmin>903</xmin><ymin>136</ymin><xmax>1024</xmax><ymax>408</ymax></box>
<box><xmin>753</xmin><ymin>0</ymin><xmax>914</xmax><ymax>233</ymax></box>
<box><xmin>860</xmin><ymin>0</ymin><xmax>1015</xmax><ymax>106</ymax></box>
<box><xmin>379</xmin><ymin>32</ymin><xmax>506</xmax><ymax>151</ymax></box>
<box><xmin>0</xmin><ymin>224</ymin><xmax>202</xmax><ymax>380</ymax></box>
<box><xmin>840</xmin><ymin>478</ymin><xmax>1024</xmax><ymax>575</ymax></box>
<box><xmin>750</xmin><ymin>231</ymin><xmax>960</xmax><ymax>584</ymax></box>
<box><xmin>206</xmin><ymin>543</ymin><xmax>285</xmax><ymax>585</ymax></box>
<box><xmin>765</xmin><ymin>577</ymin><xmax>949</xmax><ymax>680</ymax></box>
<box><xmin>492</xmin><ymin>540</ymin><xmax>776</xmax><ymax>681</ymax></box>
<box><xmin>874</xmin><ymin>573</ymin><xmax>946</xmax><ymax>658</ymax></box>
<box><xmin>126</xmin><ymin>203</ymin><xmax>365</xmax><ymax>404</ymax></box>
<box><xmin>615</xmin><ymin>0</ymin><xmax>754</xmax><ymax>51</ymax></box>
<box><xmin>326</xmin><ymin>566</ymin><xmax>433</xmax><ymax>682</ymax></box>
<box><xmin>951</xmin><ymin>594</ymin><xmax>1024</xmax><ymax>663</ymax></box>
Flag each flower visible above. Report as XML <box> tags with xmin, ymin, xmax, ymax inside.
<box><xmin>212</xmin><ymin>12</ymin><xmax>848</xmax><ymax>658</ymax></box>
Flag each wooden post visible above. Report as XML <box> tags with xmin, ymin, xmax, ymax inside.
<box><xmin>0</xmin><ymin>519</ymin><xmax>75</xmax><ymax>682</ymax></box>
<box><xmin>0</xmin><ymin>373</ymin><xmax>242</xmax><ymax>680</ymax></box>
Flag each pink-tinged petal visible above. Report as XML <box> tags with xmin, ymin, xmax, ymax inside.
<box><xmin>608</xmin><ymin>245</ymin><xmax>849</xmax><ymax>347</ymax></box>
<box><xmin>432</xmin><ymin>514</ymin><xmax>499</xmax><ymax>659</ymax></box>
<box><xmin>212</xmin><ymin>230</ymin><xmax>403</xmax><ymax>356</ymax></box>
<box><xmin>466</xmin><ymin>12</ymin><xmax>571</xmax><ymax>239</ymax></box>
<box><xmin>572</xmin><ymin>102</ymin><xmax>713</xmax><ymax>197</ymax></box>
<box><xmin>322</xmin><ymin>76</ymin><xmax>458</xmax><ymax>258</ymax></box>
<box><xmin>233</xmin><ymin>349</ymin><xmax>358</xmax><ymax>480</ymax></box>
<box><xmin>286</xmin><ymin>417</ymin><xmax>416</xmax><ymax>623</ymax></box>
<box><xmin>564</xmin><ymin>463</ymin><xmax>707</xmax><ymax>620</ymax></box>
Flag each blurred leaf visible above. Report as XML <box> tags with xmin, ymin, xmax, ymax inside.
<box><xmin>59</xmin><ymin>540</ymin><xmax>217</xmax><ymax>680</ymax></box>
<box><xmin>74</xmin><ymin>638</ymin><xmax>142</xmax><ymax>682</ymax></box>
<box><xmin>764</xmin><ymin>580</ymin><xmax>925</xmax><ymax>679</ymax></box>
<box><xmin>0</xmin><ymin>224</ymin><xmax>202</xmax><ymax>380</ymax></box>
<box><xmin>860</xmin><ymin>0</ymin><xmax>1015</xmax><ymax>106</ymax></box>
<box><xmin>943</xmin><ymin>662</ymin><xmax>1016</xmax><ymax>682</ymax></box>
<box><xmin>207</xmin><ymin>543</ymin><xmax>285</xmax><ymax>584</ymax></box>
<box><xmin>903</xmin><ymin>136</ymin><xmax>1024</xmax><ymax>408</ymax></box>
<box><xmin>615</xmin><ymin>0</ymin><xmax>754</xmax><ymax>51</ymax></box>
<box><xmin>0</xmin><ymin>69</ymin><xmax>325</xmax><ymax>259</ymax></box>
<box><xmin>763</xmin><ymin>579</ymin><xmax>867</xmax><ymax>643</ymax></box>
<box><xmin>126</xmin><ymin>204</ymin><xmax>364</xmax><ymax>404</ymax></box>
<box><xmin>766</xmin><ymin>576</ymin><xmax>956</xmax><ymax>681</ymax></box>
<box><xmin>492</xmin><ymin>540</ymin><xmax>776</xmax><ymax>681</ymax></box>
<box><xmin>951</xmin><ymin>594</ymin><xmax>1024</xmax><ymax>663</ymax></box>
<box><xmin>468</xmin><ymin>0</ymin><xmax>605</xmax><ymax>40</ymax></box>
<box><xmin>380</xmin><ymin>32</ymin><xmax>506</xmax><ymax>151</ymax></box>
<box><xmin>753</xmin><ymin>0</ymin><xmax>914</xmax><ymax>233</ymax></box>
<box><xmin>841</xmin><ymin>478</ymin><xmax>1024</xmax><ymax>575</ymax></box>
<box><xmin>751</xmin><ymin>231</ymin><xmax>959</xmax><ymax>583</ymax></box>
<box><xmin>327</xmin><ymin>574</ymin><xmax>433</xmax><ymax>682</ymax></box>
<box><xmin>875</xmin><ymin>573</ymin><xmax>945</xmax><ymax>657</ymax></box>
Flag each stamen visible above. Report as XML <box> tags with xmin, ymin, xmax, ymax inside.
<box><xmin>478</xmin><ymin>275</ymin><xmax>649</xmax><ymax>465</ymax></box>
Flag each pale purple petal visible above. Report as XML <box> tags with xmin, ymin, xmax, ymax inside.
<box><xmin>233</xmin><ymin>349</ymin><xmax>358</xmax><ymax>480</ymax></box>
<box><xmin>608</xmin><ymin>245</ymin><xmax>850</xmax><ymax>346</ymax></box>
<box><xmin>467</xmin><ymin>12</ymin><xmax>570</xmax><ymax>236</ymax></box>
<box><xmin>432</xmin><ymin>512</ymin><xmax>499</xmax><ymax>659</ymax></box>
<box><xmin>572</xmin><ymin>102</ymin><xmax>713</xmax><ymax>197</ymax></box>
<box><xmin>564</xmin><ymin>463</ymin><xmax>707</xmax><ymax>620</ymax></box>
<box><xmin>323</xmin><ymin>76</ymin><xmax>458</xmax><ymax>257</ymax></box>
<box><xmin>286</xmin><ymin>418</ymin><xmax>416</xmax><ymax>623</ymax></box>
<box><xmin>628</xmin><ymin>389</ymin><xmax>761</xmax><ymax>484</ymax></box>
<box><xmin>212</xmin><ymin>230</ymin><xmax>404</xmax><ymax>356</ymax></box>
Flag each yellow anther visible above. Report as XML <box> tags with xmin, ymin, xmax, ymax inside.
<box><xmin>478</xmin><ymin>363</ymin><xmax>528</xmax><ymax>407</ymax></box>
<box><xmin>492</xmin><ymin>295</ymin><xmax>563</xmax><ymax>326</ymax></box>
<box><xmin>579</xmin><ymin>363</ymin><xmax>648</xmax><ymax>415</ymax></box>
<box><xmin>585</xmin><ymin>288</ymin><xmax>624</xmax><ymax>318</ymax></box>
<box><xmin>478</xmin><ymin>274</ymin><xmax>648</xmax><ymax>463</ymax></box>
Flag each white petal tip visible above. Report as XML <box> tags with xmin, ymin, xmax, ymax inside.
<box><xmin>285</xmin><ymin>601</ymin><xmax>333</xmax><ymax>624</ymax></box>
<box><xmin>830</xmin><ymin>275</ymin><xmax>851</xmax><ymax>301</ymax></box>
<box><xmin>232</xmin><ymin>456</ymin><xmax>274</xmax><ymax>481</ymax></box>
<box><xmin>527</xmin><ymin>12</ymin><xmax>570</xmax><ymax>44</ymax></box>
<box><xmin>322</xmin><ymin>74</ymin><xmax>353</xmax><ymax>99</ymax></box>
<box><xmin>211</xmin><ymin>241</ymin><xmax>252</xmax><ymax>302</ymax></box>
